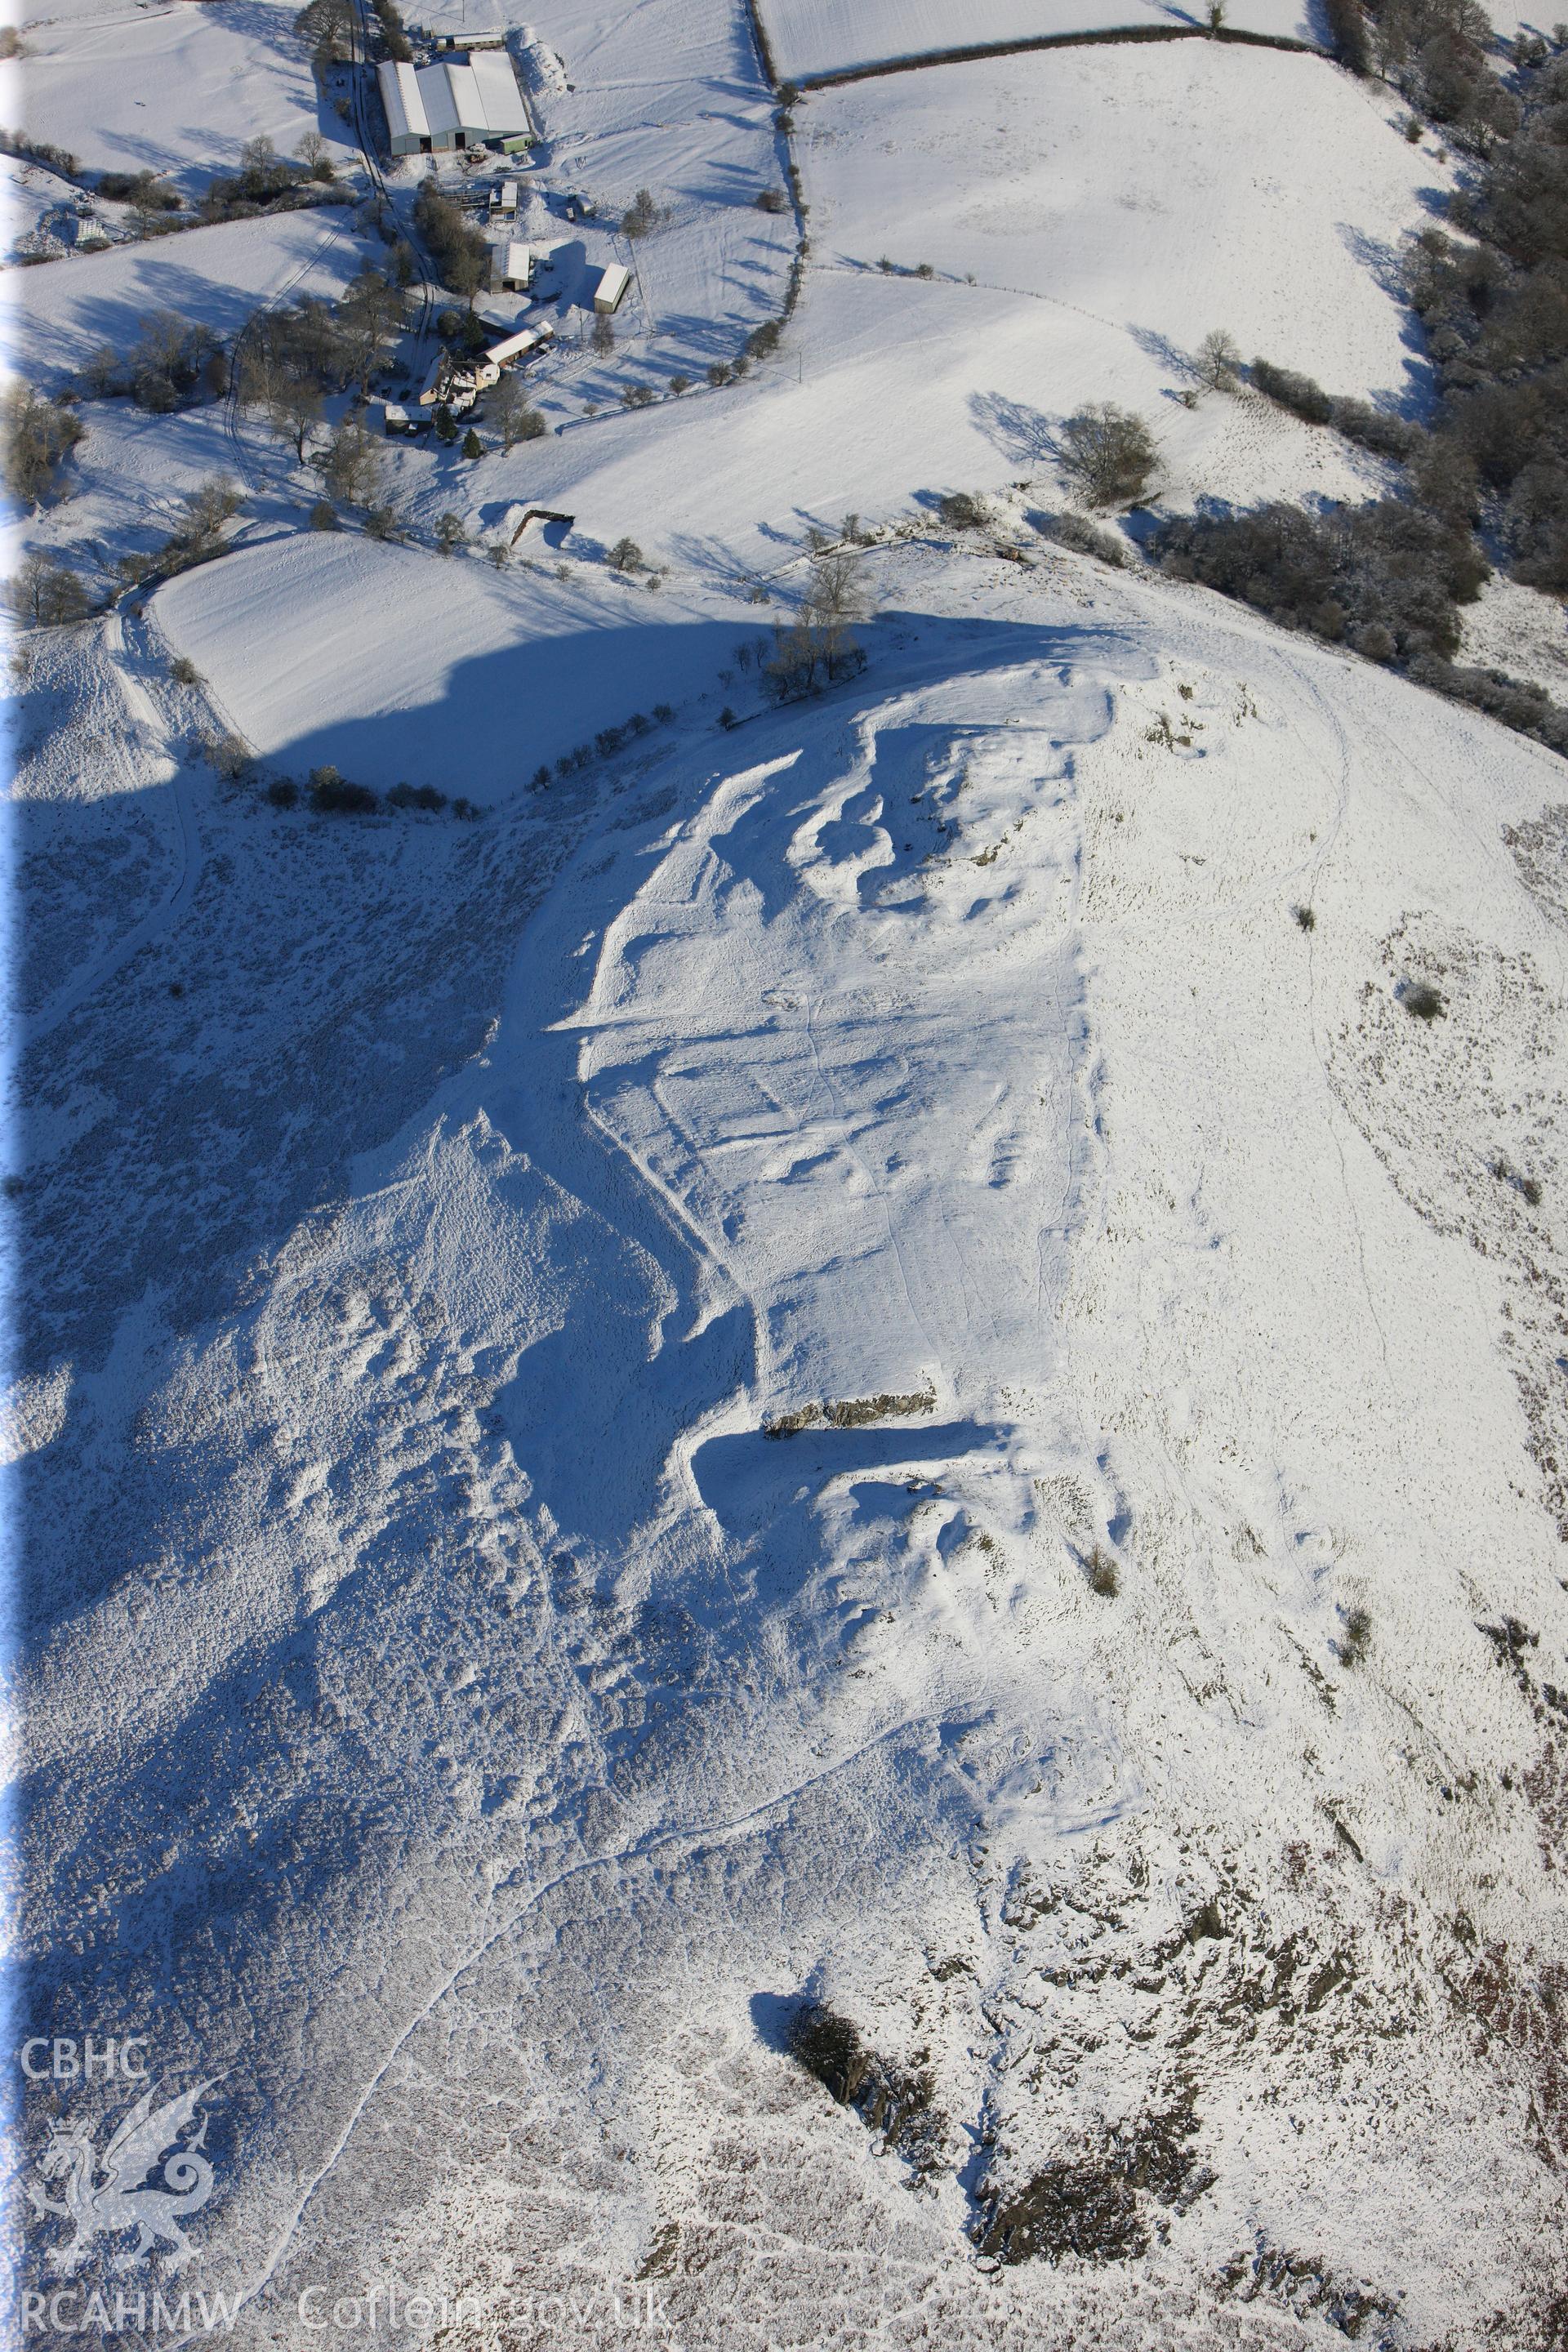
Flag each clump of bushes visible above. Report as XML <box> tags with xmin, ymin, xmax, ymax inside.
<box><xmin>1084</xmin><ymin>1548</ymin><xmax>1120</xmax><ymax>1597</ymax></box>
<box><xmin>1407</xmin><ymin>651</ymin><xmax>1568</xmax><ymax>753</ymax></box>
<box><xmin>97</xmin><ymin>167</ymin><xmax>181</xmax><ymax>214</ymax></box>
<box><xmin>295</xmin><ymin>0</ymin><xmax>354</xmax><ymax>71</ymax></box>
<box><xmin>619</xmin><ymin>186</ymin><xmax>662</xmax><ymax>238</ymax></box>
<box><xmin>6</xmin><ymin>552</ymin><xmax>93</xmax><ymax>626</ymax></box>
<box><xmin>1401</xmin><ymin>978</ymin><xmax>1446</xmax><ymax>1020</ymax></box>
<box><xmin>767</xmin><ymin>550</ymin><xmax>867</xmax><ymax>701</ymax></box>
<box><xmin>308</xmin><ymin>764</ymin><xmax>379</xmax><ymax>814</ymax></box>
<box><xmin>207</xmin><ymin>733</ymin><xmax>251</xmax><ymax>780</ymax></box>
<box><xmin>1337</xmin><ymin>1606</ymin><xmax>1372</xmax><ymax>1668</ymax></box>
<box><xmin>199</xmin><ymin>134</ymin><xmax>345</xmax><ymax>225</ymax></box>
<box><xmin>3</xmin><ymin>385</ymin><xmax>84</xmax><ymax>506</ymax></box>
<box><xmin>82</xmin><ymin>312</ymin><xmax>223</xmax><ymax>412</ymax></box>
<box><xmin>1152</xmin><ymin>33</ymin><xmax>1568</xmax><ymax>759</ymax></box>
<box><xmin>1155</xmin><ymin>499</ymin><xmax>1488</xmax><ymax>659</ymax></box>
<box><xmin>1039</xmin><ymin>511</ymin><xmax>1127</xmax><ymax>567</ymax></box>
<box><xmin>0</xmin><ymin>129</ymin><xmax>79</xmax><ymax>176</ymax></box>
<box><xmin>117</xmin><ymin>474</ymin><xmax>245</xmax><ymax>588</ymax></box>
<box><xmin>548</xmin><ymin>707</ymin><xmax>666</xmax><ymax>781</ymax></box>
<box><xmin>413</xmin><ymin>180</ymin><xmax>489</xmax><ymax>303</ymax></box>
<box><xmin>938</xmin><ymin>490</ymin><xmax>989</xmax><ymax>530</ymax></box>
<box><xmin>1491</xmin><ymin>1155</ymin><xmax>1544</xmax><ymax>1206</ymax></box>
<box><xmin>368</xmin><ymin>0</ymin><xmax>410</xmax><ymax>61</ymax></box>
<box><xmin>1250</xmin><ymin>358</ymin><xmax>1420</xmax><ymax>460</ymax></box>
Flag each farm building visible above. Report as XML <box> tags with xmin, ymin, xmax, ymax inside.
<box><xmin>416</xmin><ymin>349</ymin><xmax>501</xmax><ymax>412</ymax></box>
<box><xmin>485</xmin><ymin>323</ymin><xmax>555</xmax><ymax>367</ymax></box>
<box><xmin>376</xmin><ymin>51</ymin><xmax>532</xmax><ymax>156</ymax></box>
<box><xmin>493</xmin><ymin>240</ymin><xmax>532</xmax><ymax>292</ymax></box>
<box><xmin>593</xmin><ymin>262</ymin><xmax>630</xmax><ymax>316</ymax></box>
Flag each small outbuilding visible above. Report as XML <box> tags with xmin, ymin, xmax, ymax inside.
<box><xmin>494</xmin><ymin>239</ymin><xmax>532</xmax><ymax>292</ymax></box>
<box><xmin>593</xmin><ymin>261</ymin><xmax>630</xmax><ymax>316</ymax></box>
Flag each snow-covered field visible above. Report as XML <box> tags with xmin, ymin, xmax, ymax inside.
<box><xmin>8</xmin><ymin>0</ymin><xmax>1568</xmax><ymax>2343</ymax></box>
<box><xmin>156</xmin><ymin>533</ymin><xmax>767</xmax><ymax>787</ymax></box>
<box><xmin>758</xmin><ymin>0</ymin><xmax>1316</xmax><ymax>82</ymax></box>
<box><xmin>434</xmin><ymin>44</ymin><xmax>1441</xmax><ymax>565</ymax></box>
<box><xmin>13</xmin><ymin>0</ymin><xmax>356</xmax><ymax>199</ymax></box>
<box><xmin>2</xmin><ymin>203</ymin><xmax>369</xmax><ymax>392</ymax></box>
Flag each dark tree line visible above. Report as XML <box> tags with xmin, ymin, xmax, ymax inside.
<box><xmin>1152</xmin><ymin>19</ymin><xmax>1568</xmax><ymax>755</ymax></box>
<box><xmin>412</xmin><ymin>184</ymin><xmax>491</xmax><ymax>305</ymax></box>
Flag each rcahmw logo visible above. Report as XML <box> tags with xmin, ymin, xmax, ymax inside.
<box><xmin>18</xmin><ymin>2035</ymin><xmax>224</xmax><ymax>2296</ymax></box>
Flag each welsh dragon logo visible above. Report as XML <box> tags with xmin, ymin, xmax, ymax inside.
<box><xmin>26</xmin><ymin>2078</ymin><xmax>220</xmax><ymax>2274</ymax></box>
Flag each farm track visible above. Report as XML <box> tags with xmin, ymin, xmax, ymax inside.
<box><xmin>346</xmin><ymin>0</ymin><xmax>435</xmax><ymax>352</ymax></box>
<box><xmin>218</xmin><ymin>3</ymin><xmax>436</xmax><ymax>492</ymax></box>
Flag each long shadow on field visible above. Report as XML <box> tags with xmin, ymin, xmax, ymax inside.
<box><xmin>13</xmin><ymin>604</ymin><xmax>1134</xmax><ymax>2311</ymax></box>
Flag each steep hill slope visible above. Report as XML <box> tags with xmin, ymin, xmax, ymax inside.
<box><xmin>13</xmin><ymin>542</ymin><xmax>1567</xmax><ymax>2346</ymax></box>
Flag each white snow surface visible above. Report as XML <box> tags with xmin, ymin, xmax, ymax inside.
<box><xmin>155</xmin><ymin>534</ymin><xmax>767</xmax><ymax>786</ymax></box>
<box><xmin>10</xmin><ymin>0</ymin><xmax>1568</xmax><ymax>2343</ymax></box>
<box><xmin>15</xmin><ymin>548</ymin><xmax>1568</xmax><ymax>2348</ymax></box>
<box><xmin>2</xmin><ymin>204</ymin><xmax>369</xmax><ymax>393</ymax></box>
<box><xmin>372</xmin><ymin>46</ymin><xmax>1441</xmax><ymax>574</ymax></box>
<box><xmin>13</xmin><ymin>0</ymin><xmax>357</xmax><ymax>199</ymax></box>
<box><xmin>759</xmin><ymin>0</ymin><xmax>1314</xmax><ymax>80</ymax></box>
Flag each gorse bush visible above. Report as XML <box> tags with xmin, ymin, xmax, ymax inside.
<box><xmin>1039</xmin><ymin>511</ymin><xmax>1126</xmax><ymax>567</ymax></box>
<box><xmin>1185</xmin><ymin>31</ymin><xmax>1568</xmax><ymax>759</ymax></box>
<box><xmin>1402</xmin><ymin>979</ymin><xmax>1446</xmax><ymax>1021</ymax></box>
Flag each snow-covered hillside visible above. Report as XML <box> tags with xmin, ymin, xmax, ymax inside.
<box><xmin>7</xmin><ymin>0</ymin><xmax>1568</xmax><ymax>2344</ymax></box>
<box><xmin>15</xmin><ymin>0</ymin><xmax>355</xmax><ymax>199</ymax></box>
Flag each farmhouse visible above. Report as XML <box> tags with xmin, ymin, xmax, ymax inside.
<box><xmin>416</xmin><ymin>349</ymin><xmax>500</xmax><ymax>412</ymax></box>
<box><xmin>377</xmin><ymin>50</ymin><xmax>532</xmax><ymax>157</ymax></box>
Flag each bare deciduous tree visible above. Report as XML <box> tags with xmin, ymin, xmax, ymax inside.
<box><xmin>768</xmin><ymin>550</ymin><xmax>868</xmax><ymax>699</ymax></box>
<box><xmin>3</xmin><ymin>385</ymin><xmax>85</xmax><ymax>506</ymax></box>
<box><xmin>7</xmin><ymin>550</ymin><xmax>91</xmax><ymax>624</ymax></box>
<box><xmin>1058</xmin><ymin>403</ymin><xmax>1160</xmax><ymax>509</ymax></box>
<box><xmin>318</xmin><ymin>418</ymin><xmax>382</xmax><ymax>510</ymax></box>
<box><xmin>1196</xmin><ymin>328</ymin><xmax>1242</xmax><ymax>391</ymax></box>
<box><xmin>491</xmin><ymin>375</ymin><xmax>548</xmax><ymax>450</ymax></box>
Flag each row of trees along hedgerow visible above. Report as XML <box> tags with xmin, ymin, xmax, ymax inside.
<box><xmin>1154</xmin><ymin>12</ymin><xmax>1568</xmax><ymax>756</ymax></box>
